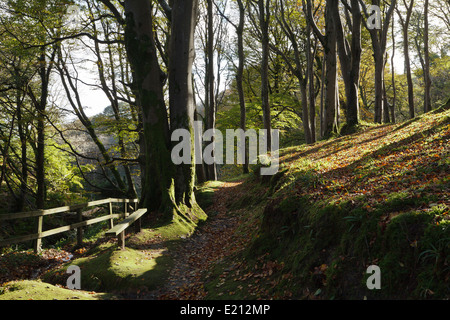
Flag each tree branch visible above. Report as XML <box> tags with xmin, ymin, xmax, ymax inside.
<box><xmin>98</xmin><ymin>0</ymin><xmax>125</xmax><ymax>25</ymax></box>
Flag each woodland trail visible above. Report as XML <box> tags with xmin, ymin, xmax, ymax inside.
<box><xmin>139</xmin><ymin>180</ymin><xmax>248</xmax><ymax>300</ymax></box>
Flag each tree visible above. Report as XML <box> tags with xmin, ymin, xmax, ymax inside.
<box><xmin>423</xmin><ymin>0</ymin><xmax>431</xmax><ymax>113</ymax></box>
<box><xmin>88</xmin><ymin>1</ymin><xmax>138</xmax><ymax>198</ymax></box>
<box><xmin>120</xmin><ymin>0</ymin><xmax>172</xmax><ymax>213</ymax></box>
<box><xmin>194</xmin><ymin>0</ymin><xmax>232</xmax><ymax>180</ymax></box>
<box><xmin>360</xmin><ymin>0</ymin><xmax>396</xmax><ymax>124</ymax></box>
<box><xmin>255</xmin><ymin>0</ymin><xmax>272</xmax><ymax>150</ymax></box>
<box><xmin>396</xmin><ymin>0</ymin><xmax>415</xmax><ymax>119</ymax></box>
<box><xmin>169</xmin><ymin>0</ymin><xmax>200</xmax><ymax>206</ymax></box>
<box><xmin>333</xmin><ymin>0</ymin><xmax>362</xmax><ymax>130</ymax></box>
<box><xmin>205</xmin><ymin>0</ymin><xmax>218</xmax><ymax>180</ymax></box>
<box><xmin>304</xmin><ymin>0</ymin><xmax>339</xmax><ymax>138</ymax></box>
<box><xmin>0</xmin><ymin>0</ymin><xmax>72</xmax><ymax>212</ymax></box>
<box><xmin>0</xmin><ymin>50</ymin><xmax>33</xmax><ymax>211</ymax></box>
<box><xmin>237</xmin><ymin>0</ymin><xmax>249</xmax><ymax>173</ymax></box>
<box><xmin>275</xmin><ymin>0</ymin><xmax>314</xmax><ymax>144</ymax></box>
<box><xmin>100</xmin><ymin>0</ymin><xmax>205</xmax><ymax>222</ymax></box>
<box><xmin>50</xmin><ymin>0</ymin><xmax>138</xmax><ymax>198</ymax></box>
<box><xmin>390</xmin><ymin>12</ymin><xmax>397</xmax><ymax>123</ymax></box>
<box><xmin>215</xmin><ymin>0</ymin><xmax>250</xmax><ymax>173</ymax></box>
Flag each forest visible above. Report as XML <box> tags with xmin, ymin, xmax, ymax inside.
<box><xmin>0</xmin><ymin>0</ymin><xmax>449</xmax><ymax>303</ymax></box>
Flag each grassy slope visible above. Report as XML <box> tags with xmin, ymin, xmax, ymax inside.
<box><xmin>205</xmin><ymin>106</ymin><xmax>449</xmax><ymax>300</ymax></box>
<box><xmin>0</xmin><ymin>280</ymin><xmax>112</xmax><ymax>300</ymax></box>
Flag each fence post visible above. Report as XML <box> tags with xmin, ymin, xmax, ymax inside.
<box><xmin>133</xmin><ymin>200</ymin><xmax>140</xmax><ymax>233</ymax></box>
<box><xmin>108</xmin><ymin>201</ymin><xmax>114</xmax><ymax>229</ymax></box>
<box><xmin>34</xmin><ymin>216</ymin><xmax>43</xmax><ymax>254</ymax></box>
<box><xmin>124</xmin><ymin>202</ymin><xmax>128</xmax><ymax>218</ymax></box>
<box><xmin>76</xmin><ymin>209</ymin><xmax>83</xmax><ymax>247</ymax></box>
<box><xmin>118</xmin><ymin>231</ymin><xmax>125</xmax><ymax>250</ymax></box>
<box><xmin>134</xmin><ymin>217</ymin><xmax>141</xmax><ymax>234</ymax></box>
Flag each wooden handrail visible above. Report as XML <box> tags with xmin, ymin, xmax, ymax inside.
<box><xmin>105</xmin><ymin>209</ymin><xmax>147</xmax><ymax>236</ymax></box>
<box><xmin>0</xmin><ymin>198</ymin><xmax>139</xmax><ymax>253</ymax></box>
<box><xmin>105</xmin><ymin>209</ymin><xmax>148</xmax><ymax>250</ymax></box>
<box><xmin>0</xmin><ymin>214</ymin><xmax>122</xmax><ymax>247</ymax></box>
<box><xmin>0</xmin><ymin>198</ymin><xmax>138</xmax><ymax>221</ymax></box>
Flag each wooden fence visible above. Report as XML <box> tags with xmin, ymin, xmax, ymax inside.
<box><xmin>0</xmin><ymin>198</ymin><xmax>139</xmax><ymax>253</ymax></box>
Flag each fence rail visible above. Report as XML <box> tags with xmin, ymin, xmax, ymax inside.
<box><xmin>0</xmin><ymin>198</ymin><xmax>139</xmax><ymax>253</ymax></box>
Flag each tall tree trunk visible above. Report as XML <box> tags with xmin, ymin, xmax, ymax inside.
<box><xmin>299</xmin><ymin>80</ymin><xmax>312</xmax><ymax>143</ymax></box>
<box><xmin>423</xmin><ymin>0</ymin><xmax>432</xmax><ymax>113</ymax></box>
<box><xmin>277</xmin><ymin>0</ymin><xmax>312</xmax><ymax>144</ymax></box>
<box><xmin>16</xmin><ymin>85</ymin><xmax>27</xmax><ymax>212</ymax></box>
<box><xmin>34</xmin><ymin>48</ymin><xmax>53</xmax><ymax>210</ymax></box>
<box><xmin>320</xmin><ymin>53</ymin><xmax>326</xmax><ymax>137</ymax></box>
<box><xmin>397</xmin><ymin>0</ymin><xmax>415</xmax><ymax>119</ymax></box>
<box><xmin>259</xmin><ymin>0</ymin><xmax>272</xmax><ymax>150</ymax></box>
<box><xmin>236</xmin><ymin>0</ymin><xmax>249</xmax><ymax>173</ymax></box>
<box><xmin>192</xmin><ymin>72</ymin><xmax>206</xmax><ymax>184</ymax></box>
<box><xmin>304</xmin><ymin>0</ymin><xmax>338</xmax><ymax>138</ymax></box>
<box><xmin>32</xmin><ymin>48</ymin><xmax>52</xmax><ymax>253</ymax></box>
<box><xmin>194</xmin><ymin>111</ymin><xmax>206</xmax><ymax>184</ymax></box>
<box><xmin>123</xmin><ymin>0</ymin><xmax>173</xmax><ymax>215</ymax></box>
<box><xmin>391</xmin><ymin>12</ymin><xmax>396</xmax><ymax>123</ymax></box>
<box><xmin>361</xmin><ymin>0</ymin><xmax>396</xmax><ymax>124</ymax></box>
<box><xmin>308</xmin><ymin>33</ymin><xmax>317</xmax><ymax>143</ymax></box>
<box><xmin>375</xmin><ymin>46</ymin><xmax>385</xmax><ymax>123</ymax></box>
<box><xmin>382</xmin><ymin>74</ymin><xmax>390</xmax><ymax>123</ymax></box>
<box><xmin>206</xmin><ymin>0</ymin><xmax>217</xmax><ymax>180</ymax></box>
<box><xmin>404</xmin><ymin>37</ymin><xmax>414</xmax><ymax>118</ymax></box>
<box><xmin>122</xmin><ymin>0</ymin><xmax>205</xmax><ymax>222</ymax></box>
<box><xmin>323</xmin><ymin>1</ymin><xmax>338</xmax><ymax>138</ymax></box>
<box><xmin>36</xmin><ymin>106</ymin><xmax>45</xmax><ymax>210</ymax></box>
<box><xmin>333</xmin><ymin>0</ymin><xmax>362</xmax><ymax>130</ymax></box>
<box><xmin>169</xmin><ymin>0</ymin><xmax>199</xmax><ymax>207</ymax></box>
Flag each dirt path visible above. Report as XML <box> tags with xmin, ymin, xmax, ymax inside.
<box><xmin>140</xmin><ymin>180</ymin><xmax>246</xmax><ymax>300</ymax></box>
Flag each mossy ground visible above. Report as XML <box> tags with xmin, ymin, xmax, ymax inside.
<box><xmin>41</xmin><ymin>245</ymin><xmax>171</xmax><ymax>294</ymax></box>
<box><xmin>0</xmin><ymin>280</ymin><xmax>111</xmax><ymax>300</ymax></box>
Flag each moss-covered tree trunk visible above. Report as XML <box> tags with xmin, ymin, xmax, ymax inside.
<box><xmin>169</xmin><ymin>0</ymin><xmax>198</xmax><ymax>208</ymax></box>
<box><xmin>123</xmin><ymin>0</ymin><xmax>173</xmax><ymax>216</ymax></box>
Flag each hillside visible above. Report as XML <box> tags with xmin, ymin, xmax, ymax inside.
<box><xmin>0</xmin><ymin>105</ymin><xmax>448</xmax><ymax>300</ymax></box>
<box><xmin>203</xmin><ymin>104</ymin><xmax>449</xmax><ymax>300</ymax></box>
